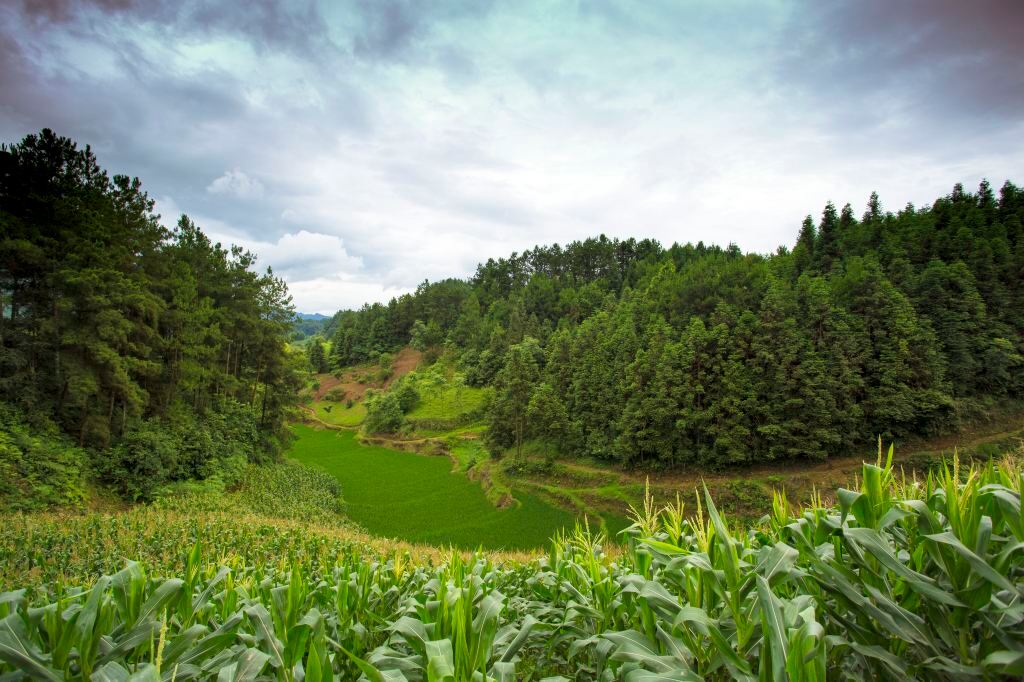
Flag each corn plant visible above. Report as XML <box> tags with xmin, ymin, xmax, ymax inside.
<box><xmin>3</xmin><ymin>449</ymin><xmax>1024</xmax><ymax>680</ymax></box>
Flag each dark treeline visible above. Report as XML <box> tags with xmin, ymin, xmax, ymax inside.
<box><xmin>0</xmin><ymin>130</ymin><xmax>302</xmax><ymax>502</ymax></box>
<box><xmin>330</xmin><ymin>181</ymin><xmax>1024</xmax><ymax>467</ymax></box>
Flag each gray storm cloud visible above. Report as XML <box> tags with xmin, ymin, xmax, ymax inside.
<box><xmin>2</xmin><ymin>0</ymin><xmax>1022</xmax><ymax>313</ymax></box>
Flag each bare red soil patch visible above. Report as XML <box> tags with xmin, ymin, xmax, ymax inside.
<box><xmin>312</xmin><ymin>347</ymin><xmax>423</xmax><ymax>402</ymax></box>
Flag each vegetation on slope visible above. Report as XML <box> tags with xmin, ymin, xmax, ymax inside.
<box><xmin>3</xmin><ymin>452</ymin><xmax>1024</xmax><ymax>680</ymax></box>
<box><xmin>322</xmin><ymin>181</ymin><xmax>1024</xmax><ymax>469</ymax></box>
<box><xmin>0</xmin><ymin>130</ymin><xmax>304</xmax><ymax>507</ymax></box>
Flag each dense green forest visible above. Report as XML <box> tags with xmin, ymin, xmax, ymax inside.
<box><xmin>0</xmin><ymin>130</ymin><xmax>303</xmax><ymax>505</ymax></box>
<box><xmin>328</xmin><ymin>181</ymin><xmax>1024</xmax><ymax>467</ymax></box>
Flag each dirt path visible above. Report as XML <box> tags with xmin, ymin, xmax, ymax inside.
<box><xmin>528</xmin><ymin>412</ymin><xmax>1024</xmax><ymax>498</ymax></box>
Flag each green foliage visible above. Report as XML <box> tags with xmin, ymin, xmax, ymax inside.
<box><xmin>362</xmin><ymin>391</ymin><xmax>405</xmax><ymax>434</ymax></box>
<box><xmin>97</xmin><ymin>423</ymin><xmax>180</xmax><ymax>501</ymax></box>
<box><xmin>392</xmin><ymin>379</ymin><xmax>421</xmax><ymax>413</ymax></box>
<box><xmin>0</xmin><ymin>129</ymin><xmax>302</xmax><ymax>502</ymax></box>
<box><xmin>4</xmin><ymin>451</ymin><xmax>1024</xmax><ymax>679</ymax></box>
<box><xmin>323</xmin><ymin>387</ymin><xmax>347</xmax><ymax>402</ymax></box>
<box><xmin>307</xmin><ymin>337</ymin><xmax>329</xmax><ymax>373</ymax></box>
<box><xmin>486</xmin><ymin>338</ymin><xmax>542</xmax><ymax>459</ymax></box>
<box><xmin>0</xmin><ymin>405</ymin><xmax>86</xmax><ymax>511</ymax></box>
<box><xmin>317</xmin><ymin>179</ymin><xmax>1024</xmax><ymax>469</ymax></box>
<box><xmin>94</xmin><ymin>399</ymin><xmax>263</xmax><ymax>502</ymax></box>
<box><xmin>404</xmin><ymin>370</ymin><xmax>490</xmax><ymax>429</ymax></box>
<box><xmin>411</xmin><ymin>319</ymin><xmax>444</xmax><ymax>353</ymax></box>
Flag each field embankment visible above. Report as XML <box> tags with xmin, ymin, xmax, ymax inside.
<box><xmin>505</xmin><ymin>410</ymin><xmax>1024</xmax><ymax>523</ymax></box>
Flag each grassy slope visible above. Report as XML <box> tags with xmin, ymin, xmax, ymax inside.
<box><xmin>407</xmin><ymin>384</ymin><xmax>490</xmax><ymax>421</ymax></box>
<box><xmin>287</xmin><ymin>424</ymin><xmax>615</xmax><ymax>550</ymax></box>
<box><xmin>311</xmin><ymin>400</ymin><xmax>367</xmax><ymax>427</ymax></box>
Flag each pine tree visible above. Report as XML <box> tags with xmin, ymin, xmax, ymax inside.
<box><xmin>486</xmin><ymin>338</ymin><xmax>542</xmax><ymax>460</ymax></box>
<box><xmin>814</xmin><ymin>202</ymin><xmax>840</xmax><ymax>272</ymax></box>
<box><xmin>308</xmin><ymin>338</ymin><xmax>328</xmax><ymax>374</ymax></box>
<box><xmin>792</xmin><ymin>216</ymin><xmax>816</xmax><ymax>276</ymax></box>
<box><xmin>615</xmin><ymin>316</ymin><xmax>680</xmax><ymax>465</ymax></box>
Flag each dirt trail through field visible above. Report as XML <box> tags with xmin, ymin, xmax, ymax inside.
<box><xmin>556</xmin><ymin>412</ymin><xmax>1024</xmax><ymax>492</ymax></box>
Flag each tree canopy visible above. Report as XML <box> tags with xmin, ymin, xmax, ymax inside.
<box><xmin>1</xmin><ymin>129</ymin><xmax>302</xmax><ymax>498</ymax></box>
<box><xmin>329</xmin><ymin>180</ymin><xmax>1024</xmax><ymax>467</ymax></box>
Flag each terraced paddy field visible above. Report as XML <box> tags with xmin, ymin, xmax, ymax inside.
<box><xmin>288</xmin><ymin>424</ymin><xmax>624</xmax><ymax>549</ymax></box>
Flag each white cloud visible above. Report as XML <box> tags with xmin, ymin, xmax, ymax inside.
<box><xmin>6</xmin><ymin>1</ymin><xmax>1023</xmax><ymax>318</ymax></box>
<box><xmin>286</xmin><ymin>277</ymin><xmax>412</xmax><ymax>315</ymax></box>
<box><xmin>207</xmin><ymin>169</ymin><xmax>265</xmax><ymax>199</ymax></box>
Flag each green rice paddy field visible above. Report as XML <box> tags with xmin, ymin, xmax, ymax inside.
<box><xmin>288</xmin><ymin>424</ymin><xmax>623</xmax><ymax>549</ymax></box>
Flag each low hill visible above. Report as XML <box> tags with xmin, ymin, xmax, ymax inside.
<box><xmin>322</xmin><ymin>180</ymin><xmax>1024</xmax><ymax>471</ymax></box>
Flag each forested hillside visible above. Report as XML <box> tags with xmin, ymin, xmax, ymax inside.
<box><xmin>0</xmin><ymin>130</ymin><xmax>302</xmax><ymax>505</ymax></box>
<box><xmin>328</xmin><ymin>181</ymin><xmax>1024</xmax><ymax>467</ymax></box>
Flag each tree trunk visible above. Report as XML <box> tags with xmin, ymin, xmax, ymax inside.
<box><xmin>260</xmin><ymin>386</ymin><xmax>269</xmax><ymax>429</ymax></box>
<box><xmin>78</xmin><ymin>413</ymin><xmax>87</xmax><ymax>447</ymax></box>
<box><xmin>57</xmin><ymin>380</ymin><xmax>69</xmax><ymax>413</ymax></box>
<box><xmin>251</xmin><ymin>360</ymin><xmax>263</xmax><ymax>404</ymax></box>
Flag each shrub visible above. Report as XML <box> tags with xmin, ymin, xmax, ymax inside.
<box><xmin>324</xmin><ymin>387</ymin><xmax>347</xmax><ymax>402</ymax></box>
<box><xmin>96</xmin><ymin>423</ymin><xmax>179</xmax><ymax>501</ymax></box>
<box><xmin>95</xmin><ymin>398</ymin><xmax>263</xmax><ymax>502</ymax></box>
<box><xmin>363</xmin><ymin>391</ymin><xmax>404</xmax><ymax>433</ymax></box>
<box><xmin>393</xmin><ymin>380</ymin><xmax>421</xmax><ymax>413</ymax></box>
<box><xmin>0</xmin><ymin>404</ymin><xmax>86</xmax><ymax>511</ymax></box>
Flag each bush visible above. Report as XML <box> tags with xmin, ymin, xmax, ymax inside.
<box><xmin>96</xmin><ymin>398</ymin><xmax>264</xmax><ymax>502</ymax></box>
<box><xmin>363</xmin><ymin>391</ymin><xmax>405</xmax><ymax>434</ymax></box>
<box><xmin>97</xmin><ymin>423</ymin><xmax>179</xmax><ymax>501</ymax></box>
<box><xmin>324</xmin><ymin>387</ymin><xmax>347</xmax><ymax>402</ymax></box>
<box><xmin>0</xmin><ymin>404</ymin><xmax>86</xmax><ymax>511</ymax></box>
<box><xmin>393</xmin><ymin>380</ymin><xmax>421</xmax><ymax>413</ymax></box>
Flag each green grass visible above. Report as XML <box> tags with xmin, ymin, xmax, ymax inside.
<box><xmin>312</xmin><ymin>399</ymin><xmax>366</xmax><ymax>426</ymax></box>
<box><xmin>407</xmin><ymin>385</ymin><xmax>490</xmax><ymax>421</ymax></box>
<box><xmin>415</xmin><ymin>421</ymin><xmax>488</xmax><ymax>439</ymax></box>
<box><xmin>449</xmin><ymin>438</ymin><xmax>488</xmax><ymax>472</ymax></box>
<box><xmin>288</xmin><ymin>424</ymin><xmax>590</xmax><ymax>550</ymax></box>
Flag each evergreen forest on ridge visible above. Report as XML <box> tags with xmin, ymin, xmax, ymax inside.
<box><xmin>325</xmin><ymin>175</ymin><xmax>1024</xmax><ymax>467</ymax></box>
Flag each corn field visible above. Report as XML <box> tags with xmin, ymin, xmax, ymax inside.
<box><xmin>2</xmin><ymin>450</ymin><xmax>1024</xmax><ymax>680</ymax></box>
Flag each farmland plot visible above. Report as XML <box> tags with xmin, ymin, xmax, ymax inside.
<box><xmin>288</xmin><ymin>425</ymin><xmax>594</xmax><ymax>549</ymax></box>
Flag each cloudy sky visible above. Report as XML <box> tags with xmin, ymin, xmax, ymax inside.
<box><xmin>2</xmin><ymin>1</ymin><xmax>1022</xmax><ymax>313</ymax></box>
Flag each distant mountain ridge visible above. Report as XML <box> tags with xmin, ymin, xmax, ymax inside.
<box><xmin>296</xmin><ymin>312</ymin><xmax>330</xmax><ymax>321</ymax></box>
